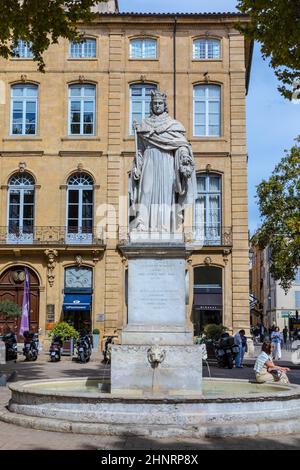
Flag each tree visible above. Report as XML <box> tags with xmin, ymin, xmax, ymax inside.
<box><xmin>0</xmin><ymin>300</ymin><xmax>22</xmax><ymax>319</ymax></box>
<box><xmin>253</xmin><ymin>138</ymin><xmax>300</xmax><ymax>292</ymax></box>
<box><xmin>237</xmin><ymin>0</ymin><xmax>300</xmax><ymax>99</ymax></box>
<box><xmin>0</xmin><ymin>0</ymin><xmax>107</xmax><ymax>71</ymax></box>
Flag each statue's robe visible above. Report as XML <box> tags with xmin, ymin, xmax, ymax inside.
<box><xmin>130</xmin><ymin>112</ymin><xmax>197</xmax><ymax>232</ymax></box>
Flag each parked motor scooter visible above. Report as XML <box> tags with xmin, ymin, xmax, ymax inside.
<box><xmin>76</xmin><ymin>334</ymin><xmax>92</xmax><ymax>364</ymax></box>
<box><xmin>49</xmin><ymin>335</ymin><xmax>63</xmax><ymax>362</ymax></box>
<box><xmin>214</xmin><ymin>333</ymin><xmax>239</xmax><ymax>369</ymax></box>
<box><xmin>23</xmin><ymin>331</ymin><xmax>39</xmax><ymax>361</ymax></box>
<box><xmin>2</xmin><ymin>331</ymin><xmax>18</xmax><ymax>362</ymax></box>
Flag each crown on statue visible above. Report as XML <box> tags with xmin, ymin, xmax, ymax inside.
<box><xmin>150</xmin><ymin>90</ymin><xmax>167</xmax><ymax>102</ymax></box>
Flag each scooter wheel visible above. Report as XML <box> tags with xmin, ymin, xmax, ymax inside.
<box><xmin>227</xmin><ymin>357</ymin><xmax>234</xmax><ymax>369</ymax></box>
<box><xmin>50</xmin><ymin>357</ymin><xmax>56</xmax><ymax>363</ymax></box>
<box><xmin>79</xmin><ymin>353</ymin><xmax>86</xmax><ymax>364</ymax></box>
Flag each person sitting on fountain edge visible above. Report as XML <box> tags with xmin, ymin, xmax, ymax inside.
<box><xmin>254</xmin><ymin>341</ymin><xmax>290</xmax><ymax>384</ymax></box>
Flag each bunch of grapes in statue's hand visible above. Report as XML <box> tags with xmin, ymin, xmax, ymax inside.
<box><xmin>179</xmin><ymin>151</ymin><xmax>194</xmax><ymax>179</ymax></box>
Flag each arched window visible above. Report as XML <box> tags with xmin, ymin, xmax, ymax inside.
<box><xmin>68</xmin><ymin>84</ymin><xmax>96</xmax><ymax>136</ymax></box>
<box><xmin>70</xmin><ymin>38</ymin><xmax>97</xmax><ymax>58</ymax></box>
<box><xmin>11</xmin><ymin>84</ymin><xmax>38</xmax><ymax>135</ymax></box>
<box><xmin>7</xmin><ymin>172</ymin><xmax>35</xmax><ymax>243</ymax></box>
<box><xmin>193</xmin><ymin>38</ymin><xmax>221</xmax><ymax>60</ymax></box>
<box><xmin>66</xmin><ymin>172</ymin><xmax>94</xmax><ymax>243</ymax></box>
<box><xmin>129</xmin><ymin>83</ymin><xmax>157</xmax><ymax>134</ymax></box>
<box><xmin>130</xmin><ymin>38</ymin><xmax>157</xmax><ymax>59</ymax></box>
<box><xmin>193</xmin><ymin>84</ymin><xmax>221</xmax><ymax>137</ymax></box>
<box><xmin>12</xmin><ymin>40</ymin><xmax>33</xmax><ymax>58</ymax></box>
<box><xmin>195</xmin><ymin>173</ymin><xmax>221</xmax><ymax>245</ymax></box>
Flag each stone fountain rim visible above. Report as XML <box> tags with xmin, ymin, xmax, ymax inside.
<box><xmin>9</xmin><ymin>377</ymin><xmax>300</xmax><ymax>404</ymax></box>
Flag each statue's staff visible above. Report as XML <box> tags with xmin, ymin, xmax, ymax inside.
<box><xmin>133</xmin><ymin>120</ymin><xmax>141</xmax><ymax>180</ymax></box>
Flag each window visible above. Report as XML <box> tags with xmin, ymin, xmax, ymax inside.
<box><xmin>7</xmin><ymin>172</ymin><xmax>35</xmax><ymax>244</ymax></box>
<box><xmin>130</xmin><ymin>38</ymin><xmax>157</xmax><ymax>59</ymax></box>
<box><xmin>66</xmin><ymin>173</ymin><xmax>94</xmax><ymax>243</ymax></box>
<box><xmin>70</xmin><ymin>38</ymin><xmax>96</xmax><ymax>58</ymax></box>
<box><xmin>295</xmin><ymin>292</ymin><xmax>300</xmax><ymax>309</ymax></box>
<box><xmin>193</xmin><ymin>38</ymin><xmax>221</xmax><ymax>60</ymax></box>
<box><xmin>68</xmin><ymin>84</ymin><xmax>96</xmax><ymax>135</ymax></box>
<box><xmin>195</xmin><ymin>174</ymin><xmax>221</xmax><ymax>244</ymax></box>
<box><xmin>192</xmin><ymin>266</ymin><xmax>223</xmax><ymax>335</ymax></box>
<box><xmin>11</xmin><ymin>84</ymin><xmax>38</xmax><ymax>135</ymax></box>
<box><xmin>295</xmin><ymin>268</ymin><xmax>300</xmax><ymax>284</ymax></box>
<box><xmin>65</xmin><ymin>266</ymin><xmax>93</xmax><ymax>289</ymax></box>
<box><xmin>194</xmin><ymin>84</ymin><xmax>221</xmax><ymax>137</ymax></box>
<box><xmin>12</xmin><ymin>40</ymin><xmax>33</xmax><ymax>58</ymax></box>
<box><xmin>129</xmin><ymin>83</ymin><xmax>157</xmax><ymax>133</ymax></box>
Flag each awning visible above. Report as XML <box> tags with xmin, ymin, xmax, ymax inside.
<box><xmin>63</xmin><ymin>294</ymin><xmax>92</xmax><ymax>312</ymax></box>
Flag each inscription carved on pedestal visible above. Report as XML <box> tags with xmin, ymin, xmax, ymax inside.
<box><xmin>128</xmin><ymin>258</ymin><xmax>185</xmax><ymax>325</ymax></box>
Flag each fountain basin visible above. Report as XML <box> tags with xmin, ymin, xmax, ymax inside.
<box><xmin>2</xmin><ymin>377</ymin><xmax>300</xmax><ymax>437</ymax></box>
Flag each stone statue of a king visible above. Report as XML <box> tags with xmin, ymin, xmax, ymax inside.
<box><xmin>130</xmin><ymin>91</ymin><xmax>197</xmax><ymax>234</ymax></box>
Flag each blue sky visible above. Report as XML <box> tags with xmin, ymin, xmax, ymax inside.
<box><xmin>119</xmin><ymin>0</ymin><xmax>299</xmax><ymax>233</ymax></box>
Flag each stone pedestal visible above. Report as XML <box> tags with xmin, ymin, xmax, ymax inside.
<box><xmin>111</xmin><ymin>243</ymin><xmax>202</xmax><ymax>396</ymax></box>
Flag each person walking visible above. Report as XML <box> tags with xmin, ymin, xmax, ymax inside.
<box><xmin>283</xmin><ymin>326</ymin><xmax>288</xmax><ymax>345</ymax></box>
<box><xmin>271</xmin><ymin>326</ymin><xmax>283</xmax><ymax>360</ymax></box>
<box><xmin>254</xmin><ymin>341</ymin><xmax>290</xmax><ymax>384</ymax></box>
<box><xmin>240</xmin><ymin>331</ymin><xmax>248</xmax><ymax>366</ymax></box>
<box><xmin>234</xmin><ymin>329</ymin><xmax>245</xmax><ymax>368</ymax></box>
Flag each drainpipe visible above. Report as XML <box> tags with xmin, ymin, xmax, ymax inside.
<box><xmin>173</xmin><ymin>16</ymin><xmax>177</xmax><ymax>119</ymax></box>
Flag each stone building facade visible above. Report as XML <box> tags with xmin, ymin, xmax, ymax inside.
<box><xmin>0</xmin><ymin>4</ymin><xmax>252</xmax><ymax>346</ymax></box>
<box><xmin>250</xmin><ymin>244</ymin><xmax>300</xmax><ymax>331</ymax></box>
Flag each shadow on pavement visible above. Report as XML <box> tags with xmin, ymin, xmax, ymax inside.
<box><xmin>28</xmin><ymin>433</ymin><xmax>300</xmax><ymax>450</ymax></box>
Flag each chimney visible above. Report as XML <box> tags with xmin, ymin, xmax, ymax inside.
<box><xmin>92</xmin><ymin>0</ymin><xmax>119</xmax><ymax>13</ymax></box>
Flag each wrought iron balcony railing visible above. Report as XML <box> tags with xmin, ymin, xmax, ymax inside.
<box><xmin>0</xmin><ymin>227</ymin><xmax>104</xmax><ymax>246</ymax></box>
<box><xmin>119</xmin><ymin>226</ymin><xmax>232</xmax><ymax>247</ymax></box>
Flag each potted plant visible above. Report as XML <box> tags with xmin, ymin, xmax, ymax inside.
<box><xmin>92</xmin><ymin>328</ymin><xmax>100</xmax><ymax>351</ymax></box>
<box><xmin>49</xmin><ymin>322</ymin><xmax>79</xmax><ymax>356</ymax></box>
<box><xmin>196</xmin><ymin>324</ymin><xmax>228</xmax><ymax>359</ymax></box>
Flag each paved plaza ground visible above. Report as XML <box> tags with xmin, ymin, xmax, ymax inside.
<box><xmin>0</xmin><ymin>352</ymin><xmax>300</xmax><ymax>450</ymax></box>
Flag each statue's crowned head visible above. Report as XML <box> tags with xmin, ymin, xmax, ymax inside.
<box><xmin>150</xmin><ymin>90</ymin><xmax>168</xmax><ymax>115</ymax></box>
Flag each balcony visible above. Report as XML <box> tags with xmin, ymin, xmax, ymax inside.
<box><xmin>192</xmin><ymin>225</ymin><xmax>232</xmax><ymax>247</ymax></box>
<box><xmin>118</xmin><ymin>226</ymin><xmax>232</xmax><ymax>247</ymax></box>
<box><xmin>0</xmin><ymin>227</ymin><xmax>104</xmax><ymax>246</ymax></box>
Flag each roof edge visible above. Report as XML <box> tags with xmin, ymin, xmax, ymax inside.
<box><xmin>99</xmin><ymin>12</ymin><xmax>248</xmax><ymax>17</ymax></box>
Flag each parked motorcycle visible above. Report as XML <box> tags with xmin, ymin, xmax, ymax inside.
<box><xmin>76</xmin><ymin>334</ymin><xmax>92</xmax><ymax>364</ymax></box>
<box><xmin>103</xmin><ymin>336</ymin><xmax>114</xmax><ymax>364</ymax></box>
<box><xmin>23</xmin><ymin>331</ymin><xmax>39</xmax><ymax>361</ymax></box>
<box><xmin>49</xmin><ymin>335</ymin><xmax>63</xmax><ymax>362</ymax></box>
<box><xmin>214</xmin><ymin>333</ymin><xmax>239</xmax><ymax>369</ymax></box>
<box><xmin>2</xmin><ymin>331</ymin><xmax>18</xmax><ymax>362</ymax></box>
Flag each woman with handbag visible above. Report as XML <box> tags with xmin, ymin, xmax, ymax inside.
<box><xmin>254</xmin><ymin>341</ymin><xmax>290</xmax><ymax>384</ymax></box>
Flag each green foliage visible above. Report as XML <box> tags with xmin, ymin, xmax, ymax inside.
<box><xmin>48</xmin><ymin>321</ymin><xmax>79</xmax><ymax>340</ymax></box>
<box><xmin>253</xmin><ymin>138</ymin><xmax>300</xmax><ymax>292</ymax></box>
<box><xmin>237</xmin><ymin>0</ymin><xmax>300</xmax><ymax>99</ymax></box>
<box><xmin>92</xmin><ymin>328</ymin><xmax>100</xmax><ymax>334</ymax></box>
<box><xmin>203</xmin><ymin>324</ymin><xmax>228</xmax><ymax>341</ymax></box>
<box><xmin>0</xmin><ymin>300</ymin><xmax>22</xmax><ymax>318</ymax></box>
<box><xmin>0</xmin><ymin>1</ymin><xmax>107</xmax><ymax>71</ymax></box>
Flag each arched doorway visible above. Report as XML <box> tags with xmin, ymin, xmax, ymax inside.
<box><xmin>0</xmin><ymin>266</ymin><xmax>40</xmax><ymax>339</ymax></box>
<box><xmin>192</xmin><ymin>266</ymin><xmax>223</xmax><ymax>335</ymax></box>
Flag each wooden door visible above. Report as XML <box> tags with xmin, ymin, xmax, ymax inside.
<box><xmin>0</xmin><ymin>266</ymin><xmax>40</xmax><ymax>340</ymax></box>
